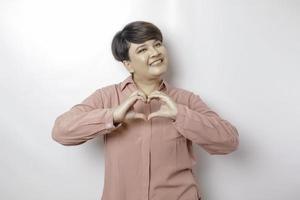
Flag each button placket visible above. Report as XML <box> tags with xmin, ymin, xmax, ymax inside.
<box><xmin>142</xmin><ymin>102</ymin><xmax>152</xmax><ymax>200</ymax></box>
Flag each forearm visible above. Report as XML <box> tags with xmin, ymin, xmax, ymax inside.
<box><xmin>173</xmin><ymin>94</ymin><xmax>239</xmax><ymax>155</ymax></box>
<box><xmin>52</xmin><ymin>106</ymin><xmax>119</xmax><ymax>145</ymax></box>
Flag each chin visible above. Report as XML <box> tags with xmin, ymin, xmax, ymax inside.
<box><xmin>150</xmin><ymin>67</ymin><xmax>167</xmax><ymax>77</ymax></box>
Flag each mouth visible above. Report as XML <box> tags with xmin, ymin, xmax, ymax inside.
<box><xmin>149</xmin><ymin>58</ymin><xmax>164</xmax><ymax>66</ymax></box>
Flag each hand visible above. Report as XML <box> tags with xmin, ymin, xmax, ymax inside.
<box><xmin>112</xmin><ymin>90</ymin><xmax>147</xmax><ymax>124</ymax></box>
<box><xmin>147</xmin><ymin>90</ymin><xmax>178</xmax><ymax>121</ymax></box>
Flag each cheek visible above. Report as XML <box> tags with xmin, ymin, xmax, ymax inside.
<box><xmin>133</xmin><ymin>58</ymin><xmax>150</xmax><ymax>72</ymax></box>
<box><xmin>134</xmin><ymin>56</ymin><xmax>147</xmax><ymax>63</ymax></box>
<box><xmin>160</xmin><ymin>50</ymin><xmax>168</xmax><ymax>60</ymax></box>
<box><xmin>131</xmin><ymin>57</ymin><xmax>145</xmax><ymax>66</ymax></box>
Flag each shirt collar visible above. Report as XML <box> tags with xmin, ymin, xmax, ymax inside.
<box><xmin>120</xmin><ymin>74</ymin><xmax>169</xmax><ymax>92</ymax></box>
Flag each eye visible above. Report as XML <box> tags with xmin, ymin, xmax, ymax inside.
<box><xmin>155</xmin><ymin>42</ymin><xmax>162</xmax><ymax>47</ymax></box>
<box><xmin>138</xmin><ymin>48</ymin><xmax>147</xmax><ymax>53</ymax></box>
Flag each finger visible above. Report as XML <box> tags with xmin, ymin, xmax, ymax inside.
<box><xmin>148</xmin><ymin>93</ymin><xmax>169</xmax><ymax>102</ymax></box>
<box><xmin>121</xmin><ymin>95</ymin><xmax>143</xmax><ymax>114</ymax></box>
<box><xmin>133</xmin><ymin>113</ymin><xmax>147</xmax><ymax>121</ymax></box>
<box><xmin>137</xmin><ymin>94</ymin><xmax>147</xmax><ymax>102</ymax></box>
<box><xmin>129</xmin><ymin>90</ymin><xmax>140</xmax><ymax>98</ymax></box>
<box><xmin>132</xmin><ymin>89</ymin><xmax>146</xmax><ymax>97</ymax></box>
<box><xmin>126</xmin><ymin>111</ymin><xmax>147</xmax><ymax>121</ymax></box>
<box><xmin>149</xmin><ymin>93</ymin><xmax>177</xmax><ymax>110</ymax></box>
<box><xmin>148</xmin><ymin>111</ymin><xmax>164</xmax><ymax>120</ymax></box>
<box><xmin>130</xmin><ymin>90</ymin><xmax>147</xmax><ymax>102</ymax></box>
<box><xmin>148</xmin><ymin>90</ymin><xmax>167</xmax><ymax>98</ymax></box>
<box><xmin>128</xmin><ymin>94</ymin><xmax>145</xmax><ymax>105</ymax></box>
<box><xmin>124</xmin><ymin>97</ymin><xmax>138</xmax><ymax>109</ymax></box>
<box><xmin>149</xmin><ymin>90</ymin><xmax>166</xmax><ymax>96</ymax></box>
<box><xmin>136</xmin><ymin>90</ymin><xmax>147</xmax><ymax>101</ymax></box>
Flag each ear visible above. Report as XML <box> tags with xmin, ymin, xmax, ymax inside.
<box><xmin>122</xmin><ymin>60</ymin><xmax>134</xmax><ymax>73</ymax></box>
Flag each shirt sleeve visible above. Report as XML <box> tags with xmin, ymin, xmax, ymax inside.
<box><xmin>172</xmin><ymin>92</ymin><xmax>239</xmax><ymax>155</ymax></box>
<box><xmin>51</xmin><ymin>89</ymin><xmax>122</xmax><ymax>146</ymax></box>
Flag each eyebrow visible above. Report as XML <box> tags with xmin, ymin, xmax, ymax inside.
<box><xmin>135</xmin><ymin>40</ymin><xmax>160</xmax><ymax>52</ymax></box>
<box><xmin>136</xmin><ymin>44</ymin><xmax>147</xmax><ymax>51</ymax></box>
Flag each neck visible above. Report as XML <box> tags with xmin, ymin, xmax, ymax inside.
<box><xmin>132</xmin><ymin>74</ymin><xmax>162</xmax><ymax>96</ymax></box>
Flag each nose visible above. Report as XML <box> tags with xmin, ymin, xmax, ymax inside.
<box><xmin>149</xmin><ymin>46</ymin><xmax>161</xmax><ymax>57</ymax></box>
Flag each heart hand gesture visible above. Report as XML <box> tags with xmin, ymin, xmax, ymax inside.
<box><xmin>112</xmin><ymin>90</ymin><xmax>147</xmax><ymax>125</ymax></box>
<box><xmin>147</xmin><ymin>90</ymin><xmax>178</xmax><ymax>121</ymax></box>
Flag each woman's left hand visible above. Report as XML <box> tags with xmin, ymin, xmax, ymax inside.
<box><xmin>147</xmin><ymin>90</ymin><xmax>178</xmax><ymax>121</ymax></box>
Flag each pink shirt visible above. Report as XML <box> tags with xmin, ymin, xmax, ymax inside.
<box><xmin>52</xmin><ymin>75</ymin><xmax>239</xmax><ymax>200</ymax></box>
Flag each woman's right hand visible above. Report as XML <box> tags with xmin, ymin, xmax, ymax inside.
<box><xmin>112</xmin><ymin>90</ymin><xmax>147</xmax><ymax>125</ymax></box>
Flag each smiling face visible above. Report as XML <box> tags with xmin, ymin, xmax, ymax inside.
<box><xmin>123</xmin><ymin>39</ymin><xmax>168</xmax><ymax>80</ymax></box>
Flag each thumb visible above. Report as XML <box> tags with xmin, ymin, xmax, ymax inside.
<box><xmin>133</xmin><ymin>112</ymin><xmax>147</xmax><ymax>121</ymax></box>
<box><xmin>147</xmin><ymin>111</ymin><xmax>162</xmax><ymax>120</ymax></box>
<box><xmin>125</xmin><ymin>111</ymin><xmax>147</xmax><ymax>121</ymax></box>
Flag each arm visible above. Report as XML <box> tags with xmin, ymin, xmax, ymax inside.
<box><xmin>172</xmin><ymin>93</ymin><xmax>239</xmax><ymax>155</ymax></box>
<box><xmin>51</xmin><ymin>89</ymin><xmax>121</xmax><ymax>146</ymax></box>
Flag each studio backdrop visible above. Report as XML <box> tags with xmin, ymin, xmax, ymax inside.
<box><xmin>0</xmin><ymin>0</ymin><xmax>299</xmax><ymax>199</ymax></box>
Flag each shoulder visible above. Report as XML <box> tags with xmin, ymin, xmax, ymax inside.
<box><xmin>167</xmin><ymin>85</ymin><xmax>196</xmax><ymax>105</ymax></box>
<box><xmin>167</xmin><ymin>85</ymin><xmax>209</xmax><ymax>111</ymax></box>
<box><xmin>95</xmin><ymin>84</ymin><xmax>118</xmax><ymax>96</ymax></box>
<box><xmin>91</xmin><ymin>83</ymin><xmax>120</xmax><ymax>107</ymax></box>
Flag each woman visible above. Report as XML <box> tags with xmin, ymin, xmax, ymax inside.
<box><xmin>52</xmin><ymin>21</ymin><xmax>239</xmax><ymax>200</ymax></box>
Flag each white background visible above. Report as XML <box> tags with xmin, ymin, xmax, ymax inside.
<box><xmin>1</xmin><ymin>0</ymin><xmax>299</xmax><ymax>199</ymax></box>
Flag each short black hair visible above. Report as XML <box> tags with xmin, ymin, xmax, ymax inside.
<box><xmin>111</xmin><ymin>21</ymin><xmax>163</xmax><ymax>62</ymax></box>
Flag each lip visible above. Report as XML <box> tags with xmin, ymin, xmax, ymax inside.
<box><xmin>149</xmin><ymin>58</ymin><xmax>164</xmax><ymax>66</ymax></box>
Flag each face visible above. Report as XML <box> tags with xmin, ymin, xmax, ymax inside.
<box><xmin>123</xmin><ymin>39</ymin><xmax>168</xmax><ymax>80</ymax></box>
